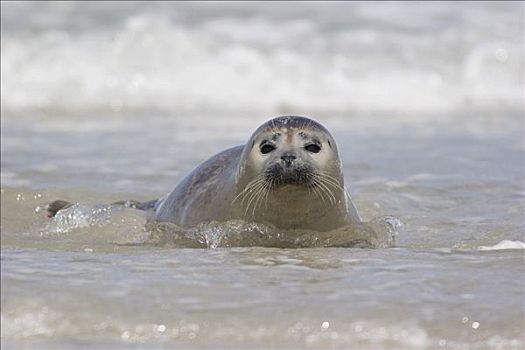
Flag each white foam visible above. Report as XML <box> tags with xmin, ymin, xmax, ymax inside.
<box><xmin>478</xmin><ymin>240</ymin><xmax>525</xmax><ymax>251</ymax></box>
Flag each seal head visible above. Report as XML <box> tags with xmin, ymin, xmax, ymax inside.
<box><xmin>233</xmin><ymin>116</ymin><xmax>357</xmax><ymax>231</ymax></box>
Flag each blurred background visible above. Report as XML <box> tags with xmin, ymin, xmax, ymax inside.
<box><xmin>1</xmin><ymin>1</ymin><xmax>522</xmax><ymax>115</ymax></box>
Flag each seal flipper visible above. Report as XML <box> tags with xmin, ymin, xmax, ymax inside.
<box><xmin>47</xmin><ymin>200</ymin><xmax>73</xmax><ymax>218</ymax></box>
<box><xmin>46</xmin><ymin>199</ymin><xmax>158</xmax><ymax>218</ymax></box>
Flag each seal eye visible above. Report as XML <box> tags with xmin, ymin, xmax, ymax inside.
<box><xmin>260</xmin><ymin>144</ymin><xmax>276</xmax><ymax>154</ymax></box>
<box><xmin>305</xmin><ymin>144</ymin><xmax>321</xmax><ymax>153</ymax></box>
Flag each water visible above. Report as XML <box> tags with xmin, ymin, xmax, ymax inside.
<box><xmin>1</xmin><ymin>2</ymin><xmax>524</xmax><ymax>349</ymax></box>
<box><xmin>2</xmin><ymin>247</ymin><xmax>523</xmax><ymax>350</ymax></box>
<box><xmin>1</xmin><ymin>2</ymin><xmax>523</xmax><ymax>114</ymax></box>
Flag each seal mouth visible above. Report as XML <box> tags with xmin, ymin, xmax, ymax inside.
<box><xmin>264</xmin><ymin>164</ymin><xmax>315</xmax><ymax>188</ymax></box>
<box><xmin>234</xmin><ymin>162</ymin><xmax>344</xmax><ymax>217</ymax></box>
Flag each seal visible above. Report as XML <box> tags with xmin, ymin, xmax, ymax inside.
<box><xmin>48</xmin><ymin>116</ymin><xmax>361</xmax><ymax>232</ymax></box>
<box><xmin>153</xmin><ymin>115</ymin><xmax>361</xmax><ymax>231</ymax></box>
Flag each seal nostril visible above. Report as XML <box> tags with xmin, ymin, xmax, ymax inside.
<box><xmin>281</xmin><ymin>155</ymin><xmax>296</xmax><ymax>160</ymax></box>
<box><xmin>281</xmin><ymin>154</ymin><xmax>296</xmax><ymax>167</ymax></box>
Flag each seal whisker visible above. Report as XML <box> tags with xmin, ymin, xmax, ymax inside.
<box><xmin>316</xmin><ymin>178</ymin><xmax>337</xmax><ymax>205</ymax></box>
<box><xmin>323</xmin><ymin>179</ymin><xmax>338</xmax><ymax>204</ymax></box>
<box><xmin>249</xmin><ymin>180</ymin><xmax>269</xmax><ymax>217</ymax></box>
<box><xmin>233</xmin><ymin>176</ymin><xmax>265</xmax><ymax>205</ymax></box>
<box><xmin>319</xmin><ymin>177</ymin><xmax>343</xmax><ymax>194</ymax></box>
<box><xmin>257</xmin><ymin>184</ymin><xmax>269</xmax><ymax>216</ymax></box>
<box><xmin>317</xmin><ymin>172</ymin><xmax>343</xmax><ymax>186</ymax></box>
<box><xmin>244</xmin><ymin>180</ymin><xmax>266</xmax><ymax>217</ymax></box>
<box><xmin>255</xmin><ymin>179</ymin><xmax>272</xmax><ymax>216</ymax></box>
<box><xmin>318</xmin><ymin>172</ymin><xmax>346</xmax><ymax>189</ymax></box>
<box><xmin>305</xmin><ymin>173</ymin><xmax>318</xmax><ymax>198</ymax></box>
<box><xmin>317</xmin><ymin>172</ymin><xmax>345</xmax><ymax>191</ymax></box>
<box><xmin>310</xmin><ymin>184</ymin><xmax>324</xmax><ymax>205</ymax></box>
<box><xmin>239</xmin><ymin>179</ymin><xmax>261</xmax><ymax>214</ymax></box>
<box><xmin>251</xmin><ymin>182</ymin><xmax>268</xmax><ymax>218</ymax></box>
<box><xmin>317</xmin><ymin>172</ymin><xmax>352</xmax><ymax>202</ymax></box>
<box><xmin>310</xmin><ymin>177</ymin><xmax>329</xmax><ymax>206</ymax></box>
<box><xmin>313</xmin><ymin>173</ymin><xmax>339</xmax><ymax>205</ymax></box>
<box><xmin>233</xmin><ymin>181</ymin><xmax>255</xmax><ymax>205</ymax></box>
<box><xmin>263</xmin><ymin>179</ymin><xmax>272</xmax><ymax>209</ymax></box>
<box><xmin>310</xmin><ymin>177</ymin><xmax>326</xmax><ymax>204</ymax></box>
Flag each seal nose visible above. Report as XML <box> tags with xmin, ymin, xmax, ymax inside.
<box><xmin>280</xmin><ymin>153</ymin><xmax>296</xmax><ymax>167</ymax></box>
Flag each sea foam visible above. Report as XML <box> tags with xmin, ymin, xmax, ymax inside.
<box><xmin>478</xmin><ymin>240</ymin><xmax>525</xmax><ymax>251</ymax></box>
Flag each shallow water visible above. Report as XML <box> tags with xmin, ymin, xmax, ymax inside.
<box><xmin>2</xmin><ymin>110</ymin><xmax>524</xmax><ymax>349</ymax></box>
<box><xmin>2</xmin><ymin>2</ymin><xmax>525</xmax><ymax>349</ymax></box>
<box><xmin>2</xmin><ymin>246</ymin><xmax>524</xmax><ymax>350</ymax></box>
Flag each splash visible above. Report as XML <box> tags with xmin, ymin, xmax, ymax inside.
<box><xmin>147</xmin><ymin>217</ymin><xmax>401</xmax><ymax>249</ymax></box>
<box><xmin>46</xmin><ymin>203</ymin><xmax>113</xmax><ymax>233</ymax></box>
<box><xmin>44</xmin><ymin>202</ymin><xmax>401</xmax><ymax>248</ymax></box>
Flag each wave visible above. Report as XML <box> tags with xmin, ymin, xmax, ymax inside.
<box><xmin>1</xmin><ymin>2</ymin><xmax>523</xmax><ymax>114</ymax></box>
